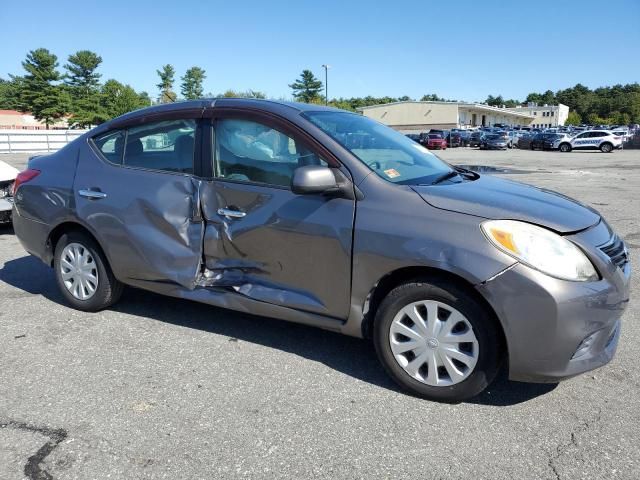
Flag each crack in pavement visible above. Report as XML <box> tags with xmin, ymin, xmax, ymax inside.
<box><xmin>547</xmin><ymin>408</ymin><xmax>602</xmax><ymax>480</ymax></box>
<box><xmin>0</xmin><ymin>419</ymin><xmax>68</xmax><ymax>480</ymax></box>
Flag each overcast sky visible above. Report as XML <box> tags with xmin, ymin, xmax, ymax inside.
<box><xmin>2</xmin><ymin>0</ymin><xmax>639</xmax><ymax>102</ymax></box>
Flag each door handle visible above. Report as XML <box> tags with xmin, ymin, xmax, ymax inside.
<box><xmin>79</xmin><ymin>189</ymin><xmax>107</xmax><ymax>200</ymax></box>
<box><xmin>217</xmin><ymin>207</ymin><xmax>246</xmax><ymax>219</ymax></box>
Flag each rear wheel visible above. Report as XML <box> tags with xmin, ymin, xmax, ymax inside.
<box><xmin>600</xmin><ymin>142</ymin><xmax>613</xmax><ymax>153</ymax></box>
<box><xmin>373</xmin><ymin>279</ymin><xmax>502</xmax><ymax>402</ymax></box>
<box><xmin>559</xmin><ymin>143</ymin><xmax>572</xmax><ymax>153</ymax></box>
<box><xmin>54</xmin><ymin>231</ymin><xmax>123</xmax><ymax>311</ymax></box>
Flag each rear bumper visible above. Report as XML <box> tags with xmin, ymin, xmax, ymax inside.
<box><xmin>477</xmin><ymin>220</ymin><xmax>631</xmax><ymax>383</ymax></box>
<box><xmin>11</xmin><ymin>206</ymin><xmax>50</xmax><ymax>262</ymax></box>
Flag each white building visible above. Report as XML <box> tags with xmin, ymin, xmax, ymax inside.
<box><xmin>358</xmin><ymin>101</ymin><xmax>534</xmax><ymax>133</ymax></box>
<box><xmin>503</xmin><ymin>103</ymin><xmax>569</xmax><ymax>128</ymax></box>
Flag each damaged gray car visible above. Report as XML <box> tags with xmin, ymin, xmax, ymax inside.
<box><xmin>12</xmin><ymin>99</ymin><xmax>630</xmax><ymax>402</ymax></box>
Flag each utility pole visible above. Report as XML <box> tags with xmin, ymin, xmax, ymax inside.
<box><xmin>321</xmin><ymin>64</ymin><xmax>330</xmax><ymax>106</ymax></box>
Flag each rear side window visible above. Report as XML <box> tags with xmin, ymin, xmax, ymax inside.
<box><xmin>214</xmin><ymin>118</ymin><xmax>327</xmax><ymax>188</ymax></box>
<box><xmin>124</xmin><ymin>119</ymin><xmax>196</xmax><ymax>173</ymax></box>
<box><xmin>93</xmin><ymin>130</ymin><xmax>125</xmax><ymax>164</ymax></box>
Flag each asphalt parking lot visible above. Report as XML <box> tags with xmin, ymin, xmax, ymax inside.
<box><xmin>1</xmin><ymin>148</ymin><xmax>639</xmax><ymax>480</ymax></box>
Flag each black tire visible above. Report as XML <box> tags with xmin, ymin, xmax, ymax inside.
<box><xmin>559</xmin><ymin>143</ymin><xmax>572</xmax><ymax>153</ymax></box>
<box><xmin>54</xmin><ymin>231</ymin><xmax>123</xmax><ymax>311</ymax></box>
<box><xmin>530</xmin><ymin>143</ymin><xmax>535</xmax><ymax>150</ymax></box>
<box><xmin>600</xmin><ymin>142</ymin><xmax>613</xmax><ymax>153</ymax></box>
<box><xmin>373</xmin><ymin>279</ymin><xmax>502</xmax><ymax>402</ymax></box>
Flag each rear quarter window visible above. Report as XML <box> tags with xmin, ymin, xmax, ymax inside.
<box><xmin>93</xmin><ymin>130</ymin><xmax>125</xmax><ymax>165</ymax></box>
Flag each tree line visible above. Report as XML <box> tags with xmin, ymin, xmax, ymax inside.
<box><xmin>0</xmin><ymin>48</ymin><xmax>268</xmax><ymax>129</ymax></box>
<box><xmin>2</xmin><ymin>50</ymin><xmax>639</xmax><ymax>128</ymax></box>
<box><xmin>292</xmin><ymin>69</ymin><xmax>640</xmax><ymax>125</ymax></box>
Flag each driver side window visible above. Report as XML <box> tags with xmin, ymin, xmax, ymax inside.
<box><xmin>214</xmin><ymin>118</ymin><xmax>327</xmax><ymax>187</ymax></box>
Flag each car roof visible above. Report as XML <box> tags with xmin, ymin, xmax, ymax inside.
<box><xmin>96</xmin><ymin>98</ymin><xmax>346</xmax><ymax>133</ymax></box>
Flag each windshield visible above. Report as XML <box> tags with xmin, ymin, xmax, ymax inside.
<box><xmin>304</xmin><ymin>111</ymin><xmax>451</xmax><ymax>185</ymax></box>
<box><xmin>486</xmin><ymin>134</ymin><xmax>500</xmax><ymax>140</ymax></box>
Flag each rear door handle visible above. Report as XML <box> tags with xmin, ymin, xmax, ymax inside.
<box><xmin>79</xmin><ymin>189</ymin><xmax>107</xmax><ymax>200</ymax></box>
<box><xmin>217</xmin><ymin>207</ymin><xmax>246</xmax><ymax>219</ymax></box>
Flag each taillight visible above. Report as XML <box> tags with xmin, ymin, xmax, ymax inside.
<box><xmin>12</xmin><ymin>169</ymin><xmax>40</xmax><ymax>196</ymax></box>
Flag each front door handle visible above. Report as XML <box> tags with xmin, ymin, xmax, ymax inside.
<box><xmin>79</xmin><ymin>189</ymin><xmax>107</xmax><ymax>200</ymax></box>
<box><xmin>217</xmin><ymin>207</ymin><xmax>246</xmax><ymax>219</ymax></box>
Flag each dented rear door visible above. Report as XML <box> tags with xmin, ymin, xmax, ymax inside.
<box><xmin>74</xmin><ymin>113</ymin><xmax>205</xmax><ymax>290</ymax></box>
<box><xmin>199</xmin><ymin>111</ymin><xmax>356</xmax><ymax>319</ymax></box>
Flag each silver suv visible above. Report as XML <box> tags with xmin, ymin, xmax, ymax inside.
<box><xmin>12</xmin><ymin>99</ymin><xmax>630</xmax><ymax>402</ymax></box>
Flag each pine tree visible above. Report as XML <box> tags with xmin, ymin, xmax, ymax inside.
<box><xmin>65</xmin><ymin>50</ymin><xmax>102</xmax><ymax>95</ymax></box>
<box><xmin>20</xmin><ymin>48</ymin><xmax>70</xmax><ymax>129</ymax></box>
<box><xmin>181</xmin><ymin>67</ymin><xmax>206</xmax><ymax>100</ymax></box>
<box><xmin>101</xmin><ymin>79</ymin><xmax>148</xmax><ymax>118</ymax></box>
<box><xmin>65</xmin><ymin>50</ymin><xmax>106</xmax><ymax>127</ymax></box>
<box><xmin>156</xmin><ymin>64</ymin><xmax>177</xmax><ymax>103</ymax></box>
<box><xmin>289</xmin><ymin>70</ymin><xmax>323</xmax><ymax>103</ymax></box>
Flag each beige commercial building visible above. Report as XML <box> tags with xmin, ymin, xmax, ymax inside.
<box><xmin>503</xmin><ymin>103</ymin><xmax>570</xmax><ymax>128</ymax></box>
<box><xmin>358</xmin><ymin>101</ymin><xmax>535</xmax><ymax>133</ymax></box>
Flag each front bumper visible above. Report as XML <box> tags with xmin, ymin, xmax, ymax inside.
<box><xmin>477</xmin><ymin>221</ymin><xmax>631</xmax><ymax>383</ymax></box>
<box><xmin>0</xmin><ymin>197</ymin><xmax>13</xmax><ymax>222</ymax></box>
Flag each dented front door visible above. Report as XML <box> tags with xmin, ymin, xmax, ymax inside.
<box><xmin>199</xmin><ymin>180</ymin><xmax>355</xmax><ymax>318</ymax></box>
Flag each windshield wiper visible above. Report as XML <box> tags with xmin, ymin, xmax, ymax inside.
<box><xmin>431</xmin><ymin>170</ymin><xmax>460</xmax><ymax>185</ymax></box>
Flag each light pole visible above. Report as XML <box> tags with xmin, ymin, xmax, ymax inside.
<box><xmin>321</xmin><ymin>64</ymin><xmax>330</xmax><ymax>105</ymax></box>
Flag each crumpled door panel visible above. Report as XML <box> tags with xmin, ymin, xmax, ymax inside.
<box><xmin>74</xmin><ymin>147</ymin><xmax>204</xmax><ymax>290</ymax></box>
<box><xmin>199</xmin><ymin>180</ymin><xmax>355</xmax><ymax>318</ymax></box>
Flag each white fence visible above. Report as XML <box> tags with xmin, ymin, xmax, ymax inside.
<box><xmin>0</xmin><ymin>129</ymin><xmax>89</xmax><ymax>153</ymax></box>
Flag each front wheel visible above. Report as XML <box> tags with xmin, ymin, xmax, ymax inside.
<box><xmin>559</xmin><ymin>143</ymin><xmax>571</xmax><ymax>152</ymax></box>
<box><xmin>600</xmin><ymin>142</ymin><xmax>613</xmax><ymax>153</ymax></box>
<box><xmin>373</xmin><ymin>279</ymin><xmax>502</xmax><ymax>402</ymax></box>
<box><xmin>54</xmin><ymin>231</ymin><xmax>123</xmax><ymax>311</ymax></box>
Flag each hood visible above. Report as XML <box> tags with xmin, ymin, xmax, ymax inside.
<box><xmin>412</xmin><ymin>174</ymin><xmax>600</xmax><ymax>233</ymax></box>
<box><xmin>0</xmin><ymin>160</ymin><xmax>19</xmax><ymax>182</ymax></box>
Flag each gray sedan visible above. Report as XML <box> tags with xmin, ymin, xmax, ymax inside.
<box><xmin>12</xmin><ymin>99</ymin><xmax>630</xmax><ymax>402</ymax></box>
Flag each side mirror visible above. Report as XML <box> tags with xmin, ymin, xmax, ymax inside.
<box><xmin>291</xmin><ymin>165</ymin><xmax>339</xmax><ymax>195</ymax></box>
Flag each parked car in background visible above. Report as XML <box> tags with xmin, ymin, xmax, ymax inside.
<box><xmin>531</xmin><ymin>133</ymin><xmax>566</xmax><ymax>151</ymax></box>
<box><xmin>457</xmin><ymin>130</ymin><xmax>472</xmax><ymax>147</ymax></box>
<box><xmin>11</xmin><ymin>99</ymin><xmax>630</xmax><ymax>403</ymax></box>
<box><xmin>405</xmin><ymin>133</ymin><xmax>421</xmax><ymax>143</ymax></box>
<box><xmin>558</xmin><ymin>130</ymin><xmax>623</xmax><ymax>153</ymax></box>
<box><xmin>469</xmin><ymin>131</ymin><xmax>483</xmax><ymax>147</ymax></box>
<box><xmin>494</xmin><ymin>131</ymin><xmax>512</xmax><ymax>148</ymax></box>
<box><xmin>479</xmin><ymin>133</ymin><xmax>508</xmax><ymax>150</ymax></box>
<box><xmin>0</xmin><ymin>159</ymin><xmax>19</xmax><ymax>224</ymax></box>
<box><xmin>425</xmin><ymin>133</ymin><xmax>448</xmax><ymax>150</ymax></box>
<box><xmin>517</xmin><ymin>133</ymin><xmax>534</xmax><ymax>149</ymax></box>
<box><xmin>446</xmin><ymin>132</ymin><xmax>462</xmax><ymax>148</ymax></box>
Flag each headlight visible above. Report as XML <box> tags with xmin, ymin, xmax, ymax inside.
<box><xmin>0</xmin><ymin>182</ymin><xmax>13</xmax><ymax>199</ymax></box>
<box><xmin>481</xmin><ymin>220</ymin><xmax>598</xmax><ymax>281</ymax></box>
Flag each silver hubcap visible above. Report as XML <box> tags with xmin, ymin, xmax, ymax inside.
<box><xmin>389</xmin><ymin>300</ymin><xmax>479</xmax><ymax>386</ymax></box>
<box><xmin>60</xmin><ymin>243</ymin><xmax>99</xmax><ymax>300</ymax></box>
